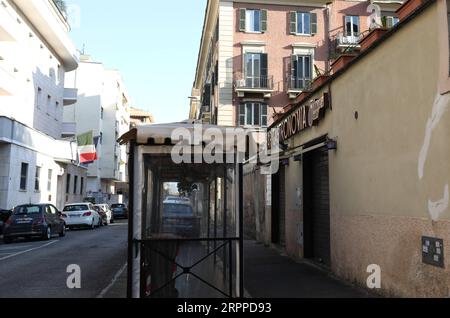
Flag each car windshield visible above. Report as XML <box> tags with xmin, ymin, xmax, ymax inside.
<box><xmin>63</xmin><ymin>205</ymin><xmax>89</xmax><ymax>212</ymax></box>
<box><xmin>163</xmin><ymin>204</ymin><xmax>193</xmax><ymax>216</ymax></box>
<box><xmin>14</xmin><ymin>206</ymin><xmax>41</xmax><ymax>215</ymax></box>
<box><xmin>111</xmin><ymin>204</ymin><xmax>125</xmax><ymax>209</ymax></box>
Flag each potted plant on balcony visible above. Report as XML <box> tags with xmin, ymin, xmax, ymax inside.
<box><xmin>330</xmin><ymin>54</ymin><xmax>357</xmax><ymax>74</ymax></box>
<box><xmin>312</xmin><ymin>74</ymin><xmax>330</xmax><ymax>90</ymax></box>
<box><xmin>359</xmin><ymin>27</ymin><xmax>389</xmax><ymax>51</ymax></box>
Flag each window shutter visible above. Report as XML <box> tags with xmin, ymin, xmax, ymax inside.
<box><xmin>260</xmin><ymin>53</ymin><xmax>268</xmax><ymax>88</ymax></box>
<box><xmin>291</xmin><ymin>55</ymin><xmax>297</xmax><ymax>86</ymax></box>
<box><xmin>261</xmin><ymin>9</ymin><xmax>268</xmax><ymax>32</ymax></box>
<box><xmin>239</xmin><ymin>9</ymin><xmax>246</xmax><ymax>32</ymax></box>
<box><xmin>310</xmin><ymin>13</ymin><xmax>317</xmax><ymax>35</ymax></box>
<box><xmin>290</xmin><ymin>12</ymin><xmax>297</xmax><ymax>34</ymax></box>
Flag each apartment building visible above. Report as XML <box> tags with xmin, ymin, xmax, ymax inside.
<box><xmin>63</xmin><ymin>55</ymin><xmax>131</xmax><ymax>205</ymax></box>
<box><xmin>190</xmin><ymin>0</ymin><xmax>403</xmax><ymax>127</ymax></box>
<box><xmin>130</xmin><ymin>107</ymin><xmax>154</xmax><ymax>127</ymax></box>
<box><xmin>0</xmin><ymin>0</ymin><xmax>87</xmax><ymax>210</ymax></box>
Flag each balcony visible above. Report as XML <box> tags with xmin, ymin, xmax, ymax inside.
<box><xmin>61</xmin><ymin>122</ymin><xmax>76</xmax><ymax>137</ymax></box>
<box><xmin>63</xmin><ymin>87</ymin><xmax>78</xmax><ymax>105</ymax></box>
<box><xmin>335</xmin><ymin>32</ymin><xmax>362</xmax><ymax>51</ymax></box>
<box><xmin>287</xmin><ymin>76</ymin><xmax>312</xmax><ymax>99</ymax></box>
<box><xmin>0</xmin><ymin>64</ymin><xmax>16</xmax><ymax>96</ymax></box>
<box><xmin>0</xmin><ymin>3</ymin><xmax>20</xmax><ymax>41</ymax></box>
<box><xmin>235</xmin><ymin>75</ymin><xmax>274</xmax><ymax>98</ymax></box>
<box><xmin>11</xmin><ymin>0</ymin><xmax>78</xmax><ymax>71</ymax></box>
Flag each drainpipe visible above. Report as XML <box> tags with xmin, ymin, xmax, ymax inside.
<box><xmin>325</xmin><ymin>2</ymin><xmax>332</xmax><ymax>73</ymax></box>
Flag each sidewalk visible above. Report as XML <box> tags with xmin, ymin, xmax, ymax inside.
<box><xmin>244</xmin><ymin>240</ymin><xmax>373</xmax><ymax>298</ymax></box>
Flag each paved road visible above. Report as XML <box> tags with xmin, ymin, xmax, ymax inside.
<box><xmin>0</xmin><ymin>221</ymin><xmax>128</xmax><ymax>298</ymax></box>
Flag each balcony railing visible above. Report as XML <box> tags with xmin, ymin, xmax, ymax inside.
<box><xmin>235</xmin><ymin>75</ymin><xmax>274</xmax><ymax>90</ymax></box>
<box><xmin>288</xmin><ymin>76</ymin><xmax>313</xmax><ymax>91</ymax></box>
<box><xmin>61</xmin><ymin>122</ymin><xmax>76</xmax><ymax>137</ymax></box>
<box><xmin>63</xmin><ymin>88</ymin><xmax>78</xmax><ymax>106</ymax></box>
<box><xmin>335</xmin><ymin>32</ymin><xmax>363</xmax><ymax>48</ymax></box>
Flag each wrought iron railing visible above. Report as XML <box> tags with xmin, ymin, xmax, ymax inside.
<box><xmin>235</xmin><ymin>75</ymin><xmax>274</xmax><ymax>90</ymax></box>
<box><xmin>288</xmin><ymin>76</ymin><xmax>313</xmax><ymax>91</ymax></box>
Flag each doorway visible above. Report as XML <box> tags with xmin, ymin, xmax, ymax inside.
<box><xmin>303</xmin><ymin>146</ymin><xmax>331</xmax><ymax>267</ymax></box>
<box><xmin>271</xmin><ymin>165</ymin><xmax>286</xmax><ymax>246</ymax></box>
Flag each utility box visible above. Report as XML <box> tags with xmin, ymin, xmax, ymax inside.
<box><xmin>422</xmin><ymin>237</ymin><xmax>444</xmax><ymax>268</ymax></box>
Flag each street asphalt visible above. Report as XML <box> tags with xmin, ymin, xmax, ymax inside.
<box><xmin>0</xmin><ymin>220</ymin><xmax>128</xmax><ymax>298</ymax></box>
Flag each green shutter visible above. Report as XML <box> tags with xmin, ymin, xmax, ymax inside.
<box><xmin>290</xmin><ymin>12</ymin><xmax>297</xmax><ymax>34</ymax></box>
<box><xmin>261</xmin><ymin>9</ymin><xmax>268</xmax><ymax>32</ymax></box>
<box><xmin>311</xmin><ymin>13</ymin><xmax>317</xmax><ymax>35</ymax></box>
<box><xmin>239</xmin><ymin>8</ymin><xmax>246</xmax><ymax>32</ymax></box>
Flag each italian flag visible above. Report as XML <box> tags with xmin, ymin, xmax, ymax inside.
<box><xmin>77</xmin><ymin>131</ymin><xmax>98</xmax><ymax>164</ymax></box>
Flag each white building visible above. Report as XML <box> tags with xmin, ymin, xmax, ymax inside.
<box><xmin>0</xmin><ymin>0</ymin><xmax>87</xmax><ymax>210</ymax></box>
<box><xmin>64</xmin><ymin>55</ymin><xmax>131</xmax><ymax>205</ymax></box>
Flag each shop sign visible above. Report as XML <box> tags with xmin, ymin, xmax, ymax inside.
<box><xmin>270</xmin><ymin>93</ymin><xmax>330</xmax><ymax>144</ymax></box>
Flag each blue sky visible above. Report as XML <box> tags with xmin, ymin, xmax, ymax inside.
<box><xmin>68</xmin><ymin>0</ymin><xmax>207</xmax><ymax>124</ymax></box>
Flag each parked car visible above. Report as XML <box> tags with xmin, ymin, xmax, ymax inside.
<box><xmin>162</xmin><ymin>201</ymin><xmax>200</xmax><ymax>238</ymax></box>
<box><xmin>0</xmin><ymin>209</ymin><xmax>12</xmax><ymax>236</ymax></box>
<box><xmin>3</xmin><ymin>204</ymin><xmax>66</xmax><ymax>244</ymax></box>
<box><xmin>111</xmin><ymin>203</ymin><xmax>128</xmax><ymax>219</ymax></box>
<box><xmin>92</xmin><ymin>206</ymin><xmax>106</xmax><ymax>227</ymax></box>
<box><xmin>62</xmin><ymin>203</ymin><xmax>101</xmax><ymax>230</ymax></box>
<box><xmin>94</xmin><ymin>204</ymin><xmax>114</xmax><ymax>224</ymax></box>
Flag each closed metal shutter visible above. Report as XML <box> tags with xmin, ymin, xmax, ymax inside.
<box><xmin>279</xmin><ymin>165</ymin><xmax>286</xmax><ymax>247</ymax></box>
<box><xmin>311</xmin><ymin>147</ymin><xmax>331</xmax><ymax>266</ymax></box>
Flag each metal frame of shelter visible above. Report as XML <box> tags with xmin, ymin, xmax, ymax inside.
<box><xmin>119</xmin><ymin>123</ymin><xmax>244</xmax><ymax>299</ymax></box>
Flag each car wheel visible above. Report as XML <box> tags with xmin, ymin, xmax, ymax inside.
<box><xmin>3</xmin><ymin>237</ymin><xmax>12</xmax><ymax>244</ymax></box>
<box><xmin>43</xmin><ymin>227</ymin><xmax>51</xmax><ymax>241</ymax></box>
<box><xmin>59</xmin><ymin>224</ymin><xmax>66</xmax><ymax>237</ymax></box>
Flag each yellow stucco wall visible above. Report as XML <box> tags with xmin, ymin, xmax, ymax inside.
<box><xmin>280</xmin><ymin>1</ymin><xmax>450</xmax><ymax>297</ymax></box>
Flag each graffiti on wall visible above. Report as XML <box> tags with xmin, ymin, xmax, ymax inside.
<box><xmin>418</xmin><ymin>92</ymin><xmax>450</xmax><ymax>221</ymax></box>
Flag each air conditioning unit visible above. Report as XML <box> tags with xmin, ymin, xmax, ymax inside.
<box><xmin>235</xmin><ymin>79</ymin><xmax>246</xmax><ymax>87</ymax></box>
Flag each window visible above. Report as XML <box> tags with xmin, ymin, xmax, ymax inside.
<box><xmin>20</xmin><ymin>163</ymin><xmax>28</xmax><ymax>191</ymax></box>
<box><xmin>66</xmin><ymin>174</ymin><xmax>71</xmax><ymax>194</ymax></box>
<box><xmin>345</xmin><ymin>16</ymin><xmax>360</xmax><ymax>39</ymax></box>
<box><xmin>291</xmin><ymin>55</ymin><xmax>312</xmax><ymax>90</ymax></box>
<box><xmin>80</xmin><ymin>177</ymin><xmax>84</xmax><ymax>195</ymax></box>
<box><xmin>57</xmin><ymin>65</ymin><xmax>62</xmax><ymax>84</ymax></box>
<box><xmin>73</xmin><ymin>176</ymin><xmax>78</xmax><ymax>194</ymax></box>
<box><xmin>239</xmin><ymin>103</ymin><xmax>268</xmax><ymax>127</ymax></box>
<box><xmin>239</xmin><ymin>9</ymin><xmax>267</xmax><ymax>33</ymax></box>
<box><xmin>49</xmin><ymin>205</ymin><xmax>58</xmax><ymax>215</ymax></box>
<box><xmin>47</xmin><ymin>169</ymin><xmax>52</xmax><ymax>192</ymax></box>
<box><xmin>46</xmin><ymin>95</ymin><xmax>51</xmax><ymax>115</ymax></box>
<box><xmin>290</xmin><ymin>12</ymin><xmax>317</xmax><ymax>35</ymax></box>
<box><xmin>34</xmin><ymin>166</ymin><xmax>41</xmax><ymax>192</ymax></box>
<box><xmin>382</xmin><ymin>16</ymin><xmax>399</xmax><ymax>28</ymax></box>
<box><xmin>244</xmin><ymin>53</ymin><xmax>268</xmax><ymax>88</ymax></box>
<box><xmin>36</xmin><ymin>87</ymin><xmax>42</xmax><ymax>109</ymax></box>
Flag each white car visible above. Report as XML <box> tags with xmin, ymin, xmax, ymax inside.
<box><xmin>94</xmin><ymin>204</ymin><xmax>114</xmax><ymax>224</ymax></box>
<box><xmin>62</xmin><ymin>203</ymin><xmax>101</xmax><ymax>230</ymax></box>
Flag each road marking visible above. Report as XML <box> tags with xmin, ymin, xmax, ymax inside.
<box><xmin>0</xmin><ymin>241</ymin><xmax>58</xmax><ymax>261</ymax></box>
<box><xmin>97</xmin><ymin>263</ymin><xmax>127</xmax><ymax>298</ymax></box>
